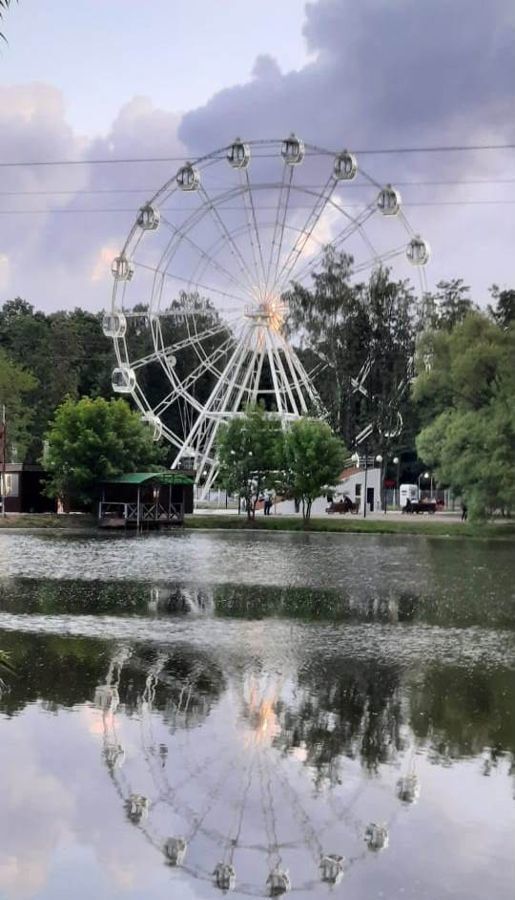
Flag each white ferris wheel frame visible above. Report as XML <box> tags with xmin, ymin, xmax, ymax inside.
<box><xmin>106</xmin><ymin>137</ymin><xmax>430</xmax><ymax>496</ymax></box>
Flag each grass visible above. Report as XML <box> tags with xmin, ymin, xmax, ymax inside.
<box><xmin>0</xmin><ymin>513</ymin><xmax>95</xmax><ymax>529</ymax></box>
<box><xmin>184</xmin><ymin>514</ymin><xmax>515</xmax><ymax>539</ymax></box>
<box><xmin>0</xmin><ymin>511</ymin><xmax>512</xmax><ymax>540</ymax></box>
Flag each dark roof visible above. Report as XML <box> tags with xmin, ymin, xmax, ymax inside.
<box><xmin>103</xmin><ymin>472</ymin><xmax>194</xmax><ymax>486</ymax></box>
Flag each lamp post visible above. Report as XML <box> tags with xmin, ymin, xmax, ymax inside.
<box><xmin>418</xmin><ymin>471</ymin><xmax>430</xmax><ymax>497</ymax></box>
<box><xmin>393</xmin><ymin>456</ymin><xmax>400</xmax><ymax>508</ymax></box>
<box><xmin>375</xmin><ymin>454</ymin><xmax>383</xmax><ymax>513</ymax></box>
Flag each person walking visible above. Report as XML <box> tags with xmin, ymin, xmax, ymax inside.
<box><xmin>461</xmin><ymin>502</ymin><xmax>468</xmax><ymax>522</ymax></box>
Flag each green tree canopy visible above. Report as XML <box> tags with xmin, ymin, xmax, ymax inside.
<box><xmin>216</xmin><ymin>405</ymin><xmax>282</xmax><ymax>519</ymax></box>
<box><xmin>286</xmin><ymin>249</ymin><xmax>416</xmax><ymax>450</ymax></box>
<box><xmin>413</xmin><ymin>312</ymin><xmax>515</xmax><ymax>519</ymax></box>
<box><xmin>283</xmin><ymin>418</ymin><xmax>346</xmax><ymax>522</ymax></box>
<box><xmin>0</xmin><ymin>347</ymin><xmax>37</xmax><ymax>461</ymax></box>
<box><xmin>488</xmin><ymin>285</ymin><xmax>515</xmax><ymax>328</ymax></box>
<box><xmin>43</xmin><ymin>396</ymin><xmax>162</xmax><ymax>505</ymax></box>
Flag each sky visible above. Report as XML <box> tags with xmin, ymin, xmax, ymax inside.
<box><xmin>0</xmin><ymin>0</ymin><xmax>514</xmax><ymax>312</ymax></box>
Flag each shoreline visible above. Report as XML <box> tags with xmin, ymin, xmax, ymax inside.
<box><xmin>184</xmin><ymin>514</ymin><xmax>515</xmax><ymax>539</ymax></box>
<box><xmin>0</xmin><ymin>512</ymin><xmax>513</xmax><ymax>540</ymax></box>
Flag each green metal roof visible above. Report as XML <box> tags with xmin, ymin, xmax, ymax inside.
<box><xmin>104</xmin><ymin>472</ymin><xmax>194</xmax><ymax>486</ymax></box>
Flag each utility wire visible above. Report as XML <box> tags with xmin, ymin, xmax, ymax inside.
<box><xmin>1</xmin><ymin>199</ymin><xmax>515</xmax><ymax>215</ymax></box>
<box><xmin>2</xmin><ymin>176</ymin><xmax>515</xmax><ymax>197</ymax></box>
<box><xmin>0</xmin><ymin>142</ymin><xmax>514</xmax><ymax>168</ymax></box>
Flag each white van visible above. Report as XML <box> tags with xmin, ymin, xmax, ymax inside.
<box><xmin>399</xmin><ymin>484</ymin><xmax>419</xmax><ymax>508</ymax></box>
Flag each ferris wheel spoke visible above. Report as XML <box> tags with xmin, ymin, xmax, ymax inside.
<box><xmin>130</xmin><ymin>324</ymin><xmax>229</xmax><ymax>371</ymax></box>
<box><xmin>198</xmin><ymin>185</ymin><xmax>258</xmax><ymax>298</ymax></box>
<box><xmin>352</xmin><ymin>245</ymin><xmax>406</xmax><ymax>275</ymax></box>
<box><xmin>154</xmin><ymin>336</ymin><xmax>235</xmax><ymax>417</ymax></box>
<box><xmin>134</xmin><ymin>260</ymin><xmax>248</xmax><ymax>306</ymax></box>
<box><xmin>243</xmin><ymin>169</ymin><xmax>268</xmax><ymax>291</ymax></box>
<box><xmin>160</xmin><ymin>214</ymin><xmax>255</xmax><ymax>300</ymax></box>
<box><xmin>290</xmin><ymin>201</ymin><xmax>377</xmax><ymax>287</ymax></box>
<box><xmin>269</xmin><ymin>166</ymin><xmax>295</xmax><ymax>295</ymax></box>
<box><xmin>264</xmin><ymin>165</ymin><xmax>291</xmax><ymax>296</ymax></box>
<box><xmin>275</xmin><ymin>172</ymin><xmax>336</xmax><ymax>294</ymax></box>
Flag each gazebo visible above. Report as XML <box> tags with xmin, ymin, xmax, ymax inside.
<box><xmin>98</xmin><ymin>471</ymin><xmax>194</xmax><ymax>529</ymax></box>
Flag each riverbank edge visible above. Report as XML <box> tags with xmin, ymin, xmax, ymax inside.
<box><xmin>184</xmin><ymin>514</ymin><xmax>515</xmax><ymax>539</ymax></box>
<box><xmin>0</xmin><ymin>512</ymin><xmax>513</xmax><ymax>539</ymax></box>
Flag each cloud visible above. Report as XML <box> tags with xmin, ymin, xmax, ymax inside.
<box><xmin>1</xmin><ymin>1</ymin><xmax>514</xmax><ymax>312</ymax></box>
<box><xmin>0</xmin><ymin>89</ymin><xmax>184</xmax><ymax>312</ymax></box>
<box><xmin>176</xmin><ymin>0</ymin><xmax>515</xmax><ymax>300</ymax></box>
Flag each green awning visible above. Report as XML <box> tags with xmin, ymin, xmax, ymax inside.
<box><xmin>103</xmin><ymin>472</ymin><xmax>194</xmax><ymax>486</ymax></box>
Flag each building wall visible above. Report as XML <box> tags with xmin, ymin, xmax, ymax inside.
<box><xmin>338</xmin><ymin>467</ymin><xmax>382</xmax><ymax>512</ymax></box>
<box><xmin>3</xmin><ymin>466</ymin><xmax>55</xmax><ymax>513</ymax></box>
<box><xmin>274</xmin><ymin>466</ymin><xmax>383</xmax><ymax>516</ymax></box>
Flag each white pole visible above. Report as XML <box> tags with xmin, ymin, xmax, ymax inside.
<box><xmin>1</xmin><ymin>406</ymin><xmax>6</xmax><ymax>519</ymax></box>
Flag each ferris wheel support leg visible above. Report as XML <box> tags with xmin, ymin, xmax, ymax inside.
<box><xmin>195</xmin><ymin>337</ymin><xmax>256</xmax><ymax>485</ymax></box>
<box><xmin>270</xmin><ymin>342</ymin><xmax>300</xmax><ymax>417</ymax></box>
<box><xmin>249</xmin><ymin>350</ymin><xmax>266</xmax><ymax>405</ymax></box>
<box><xmin>280</xmin><ymin>338</ymin><xmax>310</xmax><ymax>414</ymax></box>
<box><xmin>264</xmin><ymin>330</ymin><xmax>285</xmax><ymax>418</ymax></box>
<box><xmin>287</xmin><ymin>343</ymin><xmax>323</xmax><ymax>413</ymax></box>
<box><xmin>172</xmin><ymin>327</ymin><xmax>251</xmax><ymax>470</ymax></box>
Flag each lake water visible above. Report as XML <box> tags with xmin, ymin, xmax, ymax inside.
<box><xmin>0</xmin><ymin>530</ymin><xmax>514</xmax><ymax>900</ymax></box>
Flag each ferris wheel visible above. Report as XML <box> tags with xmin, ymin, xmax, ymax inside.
<box><xmin>104</xmin><ymin>137</ymin><xmax>430</xmax><ymax>494</ymax></box>
<box><xmin>98</xmin><ymin>642</ymin><xmax>421</xmax><ymax>896</ymax></box>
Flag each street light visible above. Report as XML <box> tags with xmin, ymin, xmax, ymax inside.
<box><xmin>375</xmin><ymin>455</ymin><xmax>383</xmax><ymax>513</ymax></box>
<box><xmin>418</xmin><ymin>471</ymin><xmax>430</xmax><ymax>496</ymax></box>
<box><xmin>393</xmin><ymin>456</ymin><xmax>400</xmax><ymax>508</ymax></box>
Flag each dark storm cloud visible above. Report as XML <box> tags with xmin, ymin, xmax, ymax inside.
<box><xmin>180</xmin><ymin>0</ymin><xmax>515</xmax><ymax>151</ymax></box>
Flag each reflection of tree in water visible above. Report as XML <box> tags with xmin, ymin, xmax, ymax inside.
<box><xmin>273</xmin><ymin>659</ymin><xmax>405</xmax><ymax>781</ymax></box>
<box><xmin>410</xmin><ymin>665</ymin><xmax>515</xmax><ymax>765</ymax></box>
<box><xmin>0</xmin><ymin>631</ymin><xmax>224</xmax><ymax>727</ymax></box>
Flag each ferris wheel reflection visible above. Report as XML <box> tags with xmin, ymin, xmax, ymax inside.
<box><xmin>94</xmin><ymin>634</ymin><xmax>422</xmax><ymax>897</ymax></box>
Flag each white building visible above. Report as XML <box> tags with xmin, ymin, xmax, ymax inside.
<box><xmin>275</xmin><ymin>456</ymin><xmax>383</xmax><ymax>516</ymax></box>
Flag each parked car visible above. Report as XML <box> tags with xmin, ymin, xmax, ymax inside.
<box><xmin>326</xmin><ymin>495</ymin><xmax>358</xmax><ymax>515</ymax></box>
<box><xmin>403</xmin><ymin>498</ymin><xmax>437</xmax><ymax>515</ymax></box>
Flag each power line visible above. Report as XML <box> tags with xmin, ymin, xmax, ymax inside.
<box><xmin>1</xmin><ymin>199</ymin><xmax>515</xmax><ymax>216</ymax></box>
<box><xmin>0</xmin><ymin>142</ymin><xmax>514</xmax><ymax>169</ymax></box>
<box><xmin>2</xmin><ymin>176</ymin><xmax>515</xmax><ymax>198</ymax></box>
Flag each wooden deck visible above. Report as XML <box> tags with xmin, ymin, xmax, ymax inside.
<box><xmin>98</xmin><ymin>500</ymin><xmax>184</xmax><ymax>529</ymax></box>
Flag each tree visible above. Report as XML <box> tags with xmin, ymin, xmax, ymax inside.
<box><xmin>43</xmin><ymin>397</ymin><xmax>162</xmax><ymax>506</ymax></box>
<box><xmin>432</xmin><ymin>279</ymin><xmax>476</xmax><ymax>330</ymax></box>
<box><xmin>283</xmin><ymin>418</ymin><xmax>346</xmax><ymax>522</ymax></box>
<box><xmin>0</xmin><ymin>347</ymin><xmax>37</xmax><ymax>461</ymax></box>
<box><xmin>413</xmin><ymin>312</ymin><xmax>515</xmax><ymax>519</ymax></box>
<box><xmin>489</xmin><ymin>285</ymin><xmax>515</xmax><ymax>328</ymax></box>
<box><xmin>0</xmin><ymin>0</ymin><xmax>16</xmax><ymax>41</ymax></box>
<box><xmin>217</xmin><ymin>405</ymin><xmax>282</xmax><ymax>520</ymax></box>
<box><xmin>286</xmin><ymin>250</ymin><xmax>417</xmax><ymax>450</ymax></box>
